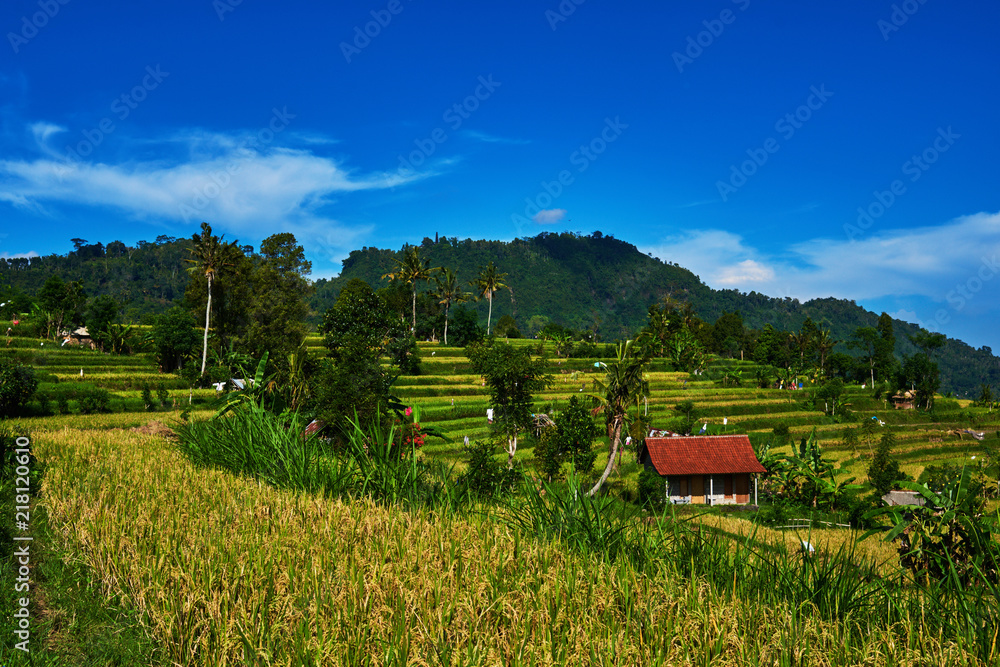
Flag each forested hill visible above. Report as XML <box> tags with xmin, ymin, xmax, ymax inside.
<box><xmin>2</xmin><ymin>232</ymin><xmax>998</xmax><ymax>395</ymax></box>
<box><xmin>312</xmin><ymin>231</ymin><xmax>1000</xmax><ymax>396</ymax></box>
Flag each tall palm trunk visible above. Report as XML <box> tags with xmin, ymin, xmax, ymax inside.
<box><xmin>411</xmin><ymin>288</ymin><xmax>417</xmax><ymax>333</ymax></box>
<box><xmin>200</xmin><ymin>274</ymin><xmax>212</xmax><ymax>375</ymax></box>
<box><xmin>443</xmin><ymin>304</ymin><xmax>450</xmax><ymax>345</ymax></box>
<box><xmin>487</xmin><ymin>292</ymin><xmax>493</xmax><ymax>335</ymax></box>
<box><xmin>589</xmin><ymin>420</ymin><xmax>622</xmax><ymax>496</ymax></box>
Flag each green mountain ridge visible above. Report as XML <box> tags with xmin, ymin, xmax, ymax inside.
<box><xmin>2</xmin><ymin>231</ymin><xmax>998</xmax><ymax>396</ymax></box>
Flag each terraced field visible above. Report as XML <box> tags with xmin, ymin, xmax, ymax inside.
<box><xmin>9</xmin><ymin>333</ymin><xmax>999</xmax><ymax>488</ymax></box>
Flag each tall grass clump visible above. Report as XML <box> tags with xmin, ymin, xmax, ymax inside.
<box><xmin>174</xmin><ymin>401</ymin><xmax>349</xmax><ymax>495</ymax></box>
<box><xmin>342</xmin><ymin>411</ymin><xmax>447</xmax><ymax>507</ymax></box>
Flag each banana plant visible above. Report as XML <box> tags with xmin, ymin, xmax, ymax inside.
<box><xmin>213</xmin><ymin>352</ymin><xmax>285</xmax><ymax>417</ymax></box>
<box><xmin>862</xmin><ymin>467</ymin><xmax>1000</xmax><ymax>586</ymax></box>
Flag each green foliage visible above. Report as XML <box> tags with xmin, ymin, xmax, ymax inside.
<box><xmin>866</xmin><ymin>467</ymin><xmax>999</xmax><ymax>587</ymax></box>
<box><xmin>152</xmin><ymin>306</ymin><xmax>199</xmax><ymax>373</ymax></box>
<box><xmin>175</xmin><ymin>401</ymin><xmax>347</xmax><ymax>494</ymax></box>
<box><xmin>557</xmin><ymin>395</ymin><xmax>598</xmax><ymax>474</ymax></box>
<box><xmin>494</xmin><ymin>314</ymin><xmax>521</xmax><ymax>339</ymax></box>
<box><xmin>772</xmin><ymin>422</ymin><xmax>790</xmax><ymax>444</ymax></box>
<box><xmin>156</xmin><ymin>384</ymin><xmax>170</xmax><ymax>408</ymax></box>
<box><xmin>532</xmin><ymin>426</ymin><xmax>564</xmax><ymax>481</ymax></box>
<box><xmin>77</xmin><ymin>388</ymin><xmax>111</xmax><ymax>414</ymax></box>
<box><xmin>387</xmin><ymin>335</ymin><xmax>421</xmax><ymax>376</ymax></box>
<box><xmin>899</xmin><ymin>351</ymin><xmax>940</xmax><ymax>410</ymax></box>
<box><xmin>467</xmin><ymin>339</ymin><xmax>552</xmax><ymax>451</ymax></box>
<box><xmin>867</xmin><ymin>431</ymin><xmax>906</xmax><ymax>496</ymax></box>
<box><xmin>448</xmin><ymin>305</ymin><xmax>484</xmax><ymax>347</ymax></box>
<box><xmin>674</xmin><ymin>399</ymin><xmax>699</xmax><ymax>435</ymax></box>
<box><xmin>458</xmin><ymin>438</ymin><xmax>520</xmax><ymax>499</ymax></box>
<box><xmin>241</xmin><ymin>233</ymin><xmax>313</xmax><ymax>374</ymax></box>
<box><xmin>37</xmin><ymin>274</ymin><xmax>87</xmax><ymax>338</ymax></box>
<box><xmin>86</xmin><ymin>294</ymin><xmax>119</xmax><ymax>343</ymax></box>
<box><xmin>314</xmin><ymin>280</ymin><xmax>409</xmax><ymax>435</ymax></box>
<box><xmin>637</xmin><ymin>466</ymin><xmax>666</xmax><ymax>510</ymax></box>
<box><xmin>321</xmin><ymin>279</ymin><xmax>406</xmax><ymax>362</ymax></box>
<box><xmin>141</xmin><ymin>383</ymin><xmax>154</xmax><ymax>411</ymax></box>
<box><xmin>0</xmin><ymin>357</ymin><xmax>38</xmax><ymax>416</ymax></box>
<box><xmin>533</xmin><ymin>396</ymin><xmax>599</xmax><ymax>480</ymax></box>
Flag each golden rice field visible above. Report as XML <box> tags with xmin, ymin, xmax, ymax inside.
<box><xmin>31</xmin><ymin>427</ymin><xmax>984</xmax><ymax>666</ymax></box>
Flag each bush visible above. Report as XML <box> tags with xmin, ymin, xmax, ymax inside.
<box><xmin>141</xmin><ymin>383</ymin><xmax>154</xmax><ymax>411</ymax></box>
<box><xmin>34</xmin><ymin>391</ymin><xmax>52</xmax><ymax>416</ymax></box>
<box><xmin>637</xmin><ymin>466</ymin><xmax>665</xmax><ymax>510</ymax></box>
<box><xmin>78</xmin><ymin>388</ymin><xmax>111</xmax><ymax>414</ymax></box>
<box><xmin>157</xmin><ymin>384</ymin><xmax>170</xmax><ymax>408</ymax></box>
<box><xmin>0</xmin><ymin>358</ymin><xmax>38</xmax><ymax>416</ymax></box>
<box><xmin>457</xmin><ymin>438</ymin><xmax>520</xmax><ymax>499</ymax></box>
<box><xmin>56</xmin><ymin>393</ymin><xmax>70</xmax><ymax>415</ymax></box>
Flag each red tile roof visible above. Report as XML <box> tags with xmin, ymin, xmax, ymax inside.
<box><xmin>644</xmin><ymin>435</ymin><xmax>766</xmax><ymax>476</ymax></box>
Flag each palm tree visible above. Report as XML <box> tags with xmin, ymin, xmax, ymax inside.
<box><xmin>470</xmin><ymin>262</ymin><xmax>508</xmax><ymax>335</ymax></box>
<box><xmin>383</xmin><ymin>246</ymin><xmax>437</xmax><ymax>333</ymax></box>
<box><xmin>815</xmin><ymin>328</ymin><xmax>839</xmax><ymax>376</ymax></box>
<box><xmin>587</xmin><ymin>340</ymin><xmax>650</xmax><ymax>496</ymax></box>
<box><xmin>434</xmin><ymin>268</ymin><xmax>470</xmax><ymax>345</ymax></box>
<box><xmin>185</xmin><ymin>222</ymin><xmax>239</xmax><ymax>376</ymax></box>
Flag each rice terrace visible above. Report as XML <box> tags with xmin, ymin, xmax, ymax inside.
<box><xmin>3</xmin><ymin>228</ymin><xmax>1000</xmax><ymax>666</ymax></box>
<box><xmin>4</xmin><ymin>3</ymin><xmax>1000</xmax><ymax>665</ymax></box>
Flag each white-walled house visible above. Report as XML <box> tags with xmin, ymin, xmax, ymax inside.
<box><xmin>638</xmin><ymin>434</ymin><xmax>766</xmax><ymax>505</ymax></box>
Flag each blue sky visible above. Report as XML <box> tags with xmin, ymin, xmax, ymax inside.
<box><xmin>2</xmin><ymin>0</ymin><xmax>999</xmax><ymax>350</ymax></box>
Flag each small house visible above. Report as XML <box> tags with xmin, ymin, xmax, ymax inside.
<box><xmin>639</xmin><ymin>434</ymin><xmax>766</xmax><ymax>505</ymax></box>
<box><xmin>890</xmin><ymin>391</ymin><xmax>916</xmax><ymax>410</ymax></box>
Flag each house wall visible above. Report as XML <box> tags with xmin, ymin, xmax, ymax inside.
<box><xmin>735</xmin><ymin>474</ymin><xmax>750</xmax><ymax>504</ymax></box>
<box><xmin>691</xmin><ymin>474</ymin><xmax>704</xmax><ymax>504</ymax></box>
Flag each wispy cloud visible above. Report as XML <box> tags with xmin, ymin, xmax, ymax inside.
<box><xmin>640</xmin><ymin>211</ymin><xmax>1000</xmax><ymax>308</ymax></box>
<box><xmin>0</xmin><ymin>250</ymin><xmax>39</xmax><ymax>260</ymax></box>
<box><xmin>0</xmin><ymin>123</ymin><xmax>432</xmax><ymax>270</ymax></box>
<box><xmin>463</xmin><ymin>129</ymin><xmax>530</xmax><ymax>145</ymax></box>
<box><xmin>533</xmin><ymin>208</ymin><xmax>567</xmax><ymax>224</ymax></box>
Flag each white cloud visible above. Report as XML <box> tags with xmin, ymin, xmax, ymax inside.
<box><xmin>533</xmin><ymin>208</ymin><xmax>567</xmax><ymax>224</ymax></box>
<box><xmin>717</xmin><ymin>259</ymin><xmax>774</xmax><ymax>285</ymax></box>
<box><xmin>0</xmin><ymin>251</ymin><xmax>39</xmax><ymax>260</ymax></box>
<box><xmin>0</xmin><ymin>123</ymin><xmax>432</xmax><ymax>272</ymax></box>
<box><xmin>640</xmin><ymin>211</ymin><xmax>1000</xmax><ymax>306</ymax></box>
<box><xmin>464</xmin><ymin>130</ymin><xmax>530</xmax><ymax>145</ymax></box>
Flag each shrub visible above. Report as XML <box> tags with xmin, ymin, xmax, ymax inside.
<box><xmin>34</xmin><ymin>391</ymin><xmax>52</xmax><ymax>416</ymax></box>
<box><xmin>867</xmin><ymin>431</ymin><xmax>906</xmax><ymax>496</ymax></box>
<box><xmin>457</xmin><ymin>438</ymin><xmax>520</xmax><ymax>499</ymax></box>
<box><xmin>56</xmin><ymin>393</ymin><xmax>70</xmax><ymax>415</ymax></box>
<box><xmin>141</xmin><ymin>383</ymin><xmax>154</xmax><ymax>411</ymax></box>
<box><xmin>157</xmin><ymin>384</ymin><xmax>170</xmax><ymax>408</ymax></box>
<box><xmin>637</xmin><ymin>466</ymin><xmax>665</xmax><ymax>510</ymax></box>
<box><xmin>78</xmin><ymin>388</ymin><xmax>111</xmax><ymax>414</ymax></box>
<box><xmin>0</xmin><ymin>358</ymin><xmax>38</xmax><ymax>416</ymax></box>
<box><xmin>532</xmin><ymin>426</ymin><xmax>564</xmax><ymax>482</ymax></box>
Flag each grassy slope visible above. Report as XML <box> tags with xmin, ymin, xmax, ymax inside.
<box><xmin>7</xmin><ymin>333</ymin><xmax>1000</xmax><ymax>663</ymax></box>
